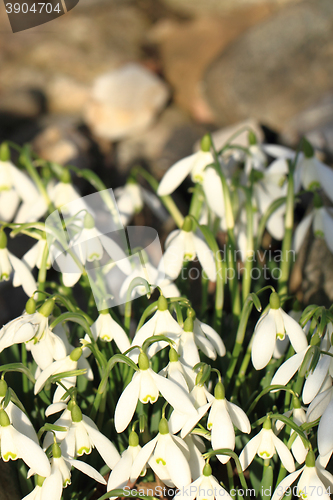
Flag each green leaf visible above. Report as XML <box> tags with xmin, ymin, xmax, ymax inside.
<box><xmin>261</xmin><ymin>466</ymin><xmax>273</xmax><ymax>499</ymax></box>
<box><xmin>0</xmin><ymin>363</ymin><xmax>35</xmax><ymax>383</ymax></box>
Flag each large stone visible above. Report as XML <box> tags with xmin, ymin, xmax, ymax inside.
<box><xmin>149</xmin><ymin>6</ymin><xmax>276</xmax><ymax>121</ymax></box>
<box><xmin>160</xmin><ymin>0</ymin><xmax>296</xmax><ymax>16</ymax></box>
<box><xmin>203</xmin><ymin>0</ymin><xmax>333</xmax><ymax>130</ymax></box>
<box><xmin>84</xmin><ymin>63</ymin><xmax>170</xmax><ymax>140</ymax></box>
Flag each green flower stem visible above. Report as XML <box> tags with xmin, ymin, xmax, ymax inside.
<box><xmin>132</xmin><ymin>166</ymin><xmax>184</xmax><ymax>228</ymax></box>
<box><xmin>37</xmin><ymin>239</ymin><xmax>49</xmax><ymax>301</ymax></box>
<box><xmin>210</xmin><ymin>135</ymin><xmax>241</xmax><ymax>319</ymax></box>
<box><xmin>246</xmin><ymin>385</ymin><xmax>295</xmax><ymax>416</ymax></box>
<box><xmin>278</xmin><ymin>161</ymin><xmax>295</xmax><ymax>297</ymax></box>
<box><xmin>124</xmin><ymin>277</ymin><xmax>151</xmax><ymax>333</ymax></box>
<box><xmin>189</xmin><ymin>183</ymin><xmax>204</xmax><ymax>220</ymax></box>
<box><xmin>242</xmin><ymin>187</ymin><xmax>254</xmax><ymax>304</ymax></box>
<box><xmin>21</xmin><ymin>345</ymin><xmax>29</xmax><ymax>395</ymax></box>
<box><xmin>226</xmin><ymin>460</ymin><xmax>235</xmax><ymax>498</ymax></box>
<box><xmin>20</xmin><ymin>146</ymin><xmax>54</xmax><ymax>212</ymax></box>
<box><xmin>204</xmin><ymin>449</ymin><xmax>248</xmax><ymax>491</ymax></box>
<box><xmin>224</xmin><ymin>295</ymin><xmax>255</xmax><ymax>388</ymax></box>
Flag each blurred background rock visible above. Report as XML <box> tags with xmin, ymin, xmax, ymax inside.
<box><xmin>1</xmin><ymin>0</ymin><xmax>333</xmax><ymax>309</ymax></box>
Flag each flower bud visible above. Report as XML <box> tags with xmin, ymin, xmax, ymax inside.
<box><xmin>0</xmin><ymin>143</ymin><xmax>10</xmax><ymax>162</ymax></box>
<box><xmin>187</xmin><ymin>308</ymin><xmax>196</xmax><ymax>320</ymax></box>
<box><xmin>52</xmin><ymin>443</ymin><xmax>62</xmax><ymax>459</ymax></box>
<box><xmin>302</xmin><ymin>137</ymin><xmax>314</xmax><ymax>159</ymax></box>
<box><xmin>25</xmin><ymin>297</ymin><xmax>36</xmax><ymax>315</ymax></box>
<box><xmin>200</xmin><ymin>134</ymin><xmax>212</xmax><ymax>153</ymax></box>
<box><xmin>0</xmin><ymin>409</ymin><xmax>10</xmax><ymax>427</ymax></box>
<box><xmin>0</xmin><ymin>231</ymin><xmax>7</xmax><ymax>250</ymax></box>
<box><xmin>169</xmin><ymin>348</ymin><xmax>179</xmax><ymax>363</ymax></box>
<box><xmin>138</xmin><ymin>352</ymin><xmax>149</xmax><ymax>371</ymax></box>
<box><xmin>60</xmin><ymin>169</ymin><xmax>71</xmax><ymax>183</ymax></box>
<box><xmin>71</xmin><ymin>404</ymin><xmax>83</xmax><ymax>423</ymax></box>
<box><xmin>158</xmin><ymin>417</ymin><xmax>169</xmax><ymax>435</ymax></box>
<box><xmin>36</xmin><ymin>476</ymin><xmax>45</xmax><ymax>488</ymax></box>
<box><xmin>39</xmin><ymin>299</ymin><xmax>55</xmax><ymax>318</ymax></box>
<box><xmin>157</xmin><ymin>295</ymin><xmax>168</xmax><ymax>312</ymax></box>
<box><xmin>263</xmin><ymin>417</ymin><xmax>272</xmax><ymax>430</ymax></box>
<box><xmin>292</xmin><ymin>396</ymin><xmax>302</xmax><ymax>409</ymax></box>
<box><xmin>129</xmin><ymin>431</ymin><xmax>139</xmax><ymax>447</ymax></box>
<box><xmin>248</xmin><ymin>130</ymin><xmax>257</xmax><ymax>145</ymax></box>
<box><xmin>182</xmin><ymin>216</ymin><xmax>193</xmax><ymax>233</ymax></box>
<box><xmin>70</xmin><ymin>347</ymin><xmax>82</xmax><ymax>362</ymax></box>
<box><xmin>183</xmin><ymin>317</ymin><xmax>194</xmax><ymax>332</ymax></box>
<box><xmin>269</xmin><ymin>292</ymin><xmax>280</xmax><ymax>310</ymax></box>
<box><xmin>0</xmin><ymin>379</ymin><xmax>8</xmax><ymax>398</ymax></box>
<box><xmin>305</xmin><ymin>450</ymin><xmax>315</xmax><ymax>468</ymax></box>
<box><xmin>214</xmin><ymin>382</ymin><xmax>225</xmax><ymax>400</ymax></box>
<box><xmin>84</xmin><ymin>212</ymin><xmax>95</xmax><ymax>230</ymax></box>
<box><xmin>203</xmin><ymin>463</ymin><xmax>212</xmax><ymax>477</ymax></box>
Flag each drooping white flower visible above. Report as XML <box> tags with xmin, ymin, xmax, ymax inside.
<box><xmin>89</xmin><ymin>310</ymin><xmax>130</xmax><ymax>353</ymax></box>
<box><xmin>239</xmin><ymin>417</ymin><xmax>295</xmax><ymax>473</ymax></box>
<box><xmin>0</xmin><ymin>231</ymin><xmax>37</xmax><ymax>296</ymax></box>
<box><xmin>275</xmin><ymin>396</ymin><xmax>308</xmax><ymax>464</ymax></box>
<box><xmin>159</xmin><ymin>216</ymin><xmax>216</xmax><ymax>282</ymax></box>
<box><xmin>295</xmin><ymin>150</ymin><xmax>333</xmax><ymax>202</ymax></box>
<box><xmin>59</xmin><ymin>404</ymin><xmax>121</xmax><ymax>469</ymax></box>
<box><xmin>114</xmin><ymin>352</ymin><xmax>197</xmax><ymax>433</ymax></box>
<box><xmin>130</xmin><ymin>418</ymin><xmax>192</xmax><ymax>489</ymax></box>
<box><xmin>207</xmin><ymin>382</ymin><xmax>251</xmax><ymax>464</ymax></box>
<box><xmin>271</xmin><ymin>451</ymin><xmax>333</xmax><ymax>500</ymax></box>
<box><xmin>129</xmin><ymin>295</ymin><xmax>183</xmax><ymax>362</ymax></box>
<box><xmin>23</xmin><ymin>238</ymin><xmax>52</xmax><ymax>271</ymax></box>
<box><xmin>0</xmin><ymin>298</ymin><xmax>67</xmax><ymax>370</ymax></box>
<box><xmin>107</xmin><ymin>430</ymin><xmax>144</xmax><ymax>498</ymax></box>
<box><xmin>0</xmin><ymin>407</ymin><xmax>51</xmax><ymax>477</ymax></box>
<box><xmin>294</xmin><ymin>205</ymin><xmax>333</xmax><ymax>254</ymax></box>
<box><xmin>174</xmin><ymin>462</ymin><xmax>232</xmax><ymax>500</ymax></box>
<box><xmin>251</xmin><ymin>292</ymin><xmax>308</xmax><ymax>370</ymax></box>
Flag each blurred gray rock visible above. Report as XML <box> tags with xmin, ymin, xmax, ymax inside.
<box><xmin>204</xmin><ymin>0</ymin><xmax>333</xmax><ymax>130</ymax></box>
<box><xmin>160</xmin><ymin>0</ymin><xmax>296</xmax><ymax>16</ymax></box>
<box><xmin>84</xmin><ymin>63</ymin><xmax>170</xmax><ymax>140</ymax></box>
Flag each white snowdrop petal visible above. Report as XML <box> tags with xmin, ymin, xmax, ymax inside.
<box><xmin>293</xmin><ymin>212</ymin><xmax>314</xmax><ymax>253</ymax></box>
<box><xmin>180</xmin><ymin>402</ymin><xmax>212</xmax><ymax>439</ymax></box>
<box><xmin>210</xmin><ymin>475</ymin><xmax>233</xmax><ymax>500</ymax></box>
<box><xmin>318</xmin><ymin>162</ymin><xmax>333</xmax><ymax>204</ymax></box>
<box><xmin>12</xmin><ymin>427</ymin><xmax>51</xmax><ymax>477</ymax></box>
<box><xmin>130</xmin><ymin>436</ymin><xmax>158</xmax><ymax>482</ymax></box>
<box><xmin>291</xmin><ymin>435</ymin><xmax>307</xmax><ymax>465</ymax></box>
<box><xmin>7</xmin><ymin>403</ymin><xmax>39</xmax><ymax>444</ymax></box>
<box><xmin>197</xmin><ymin>320</ymin><xmax>226</xmax><ymax>357</ymax></box>
<box><xmin>239</xmin><ymin>432</ymin><xmax>262</xmax><ymax>471</ymax></box>
<box><xmin>318</xmin><ymin>399</ymin><xmax>333</xmax><ymax>456</ymax></box>
<box><xmin>271</xmin><ymin>433</ymin><xmax>295</xmax><ymax>472</ymax></box>
<box><xmin>226</xmin><ymin>401</ymin><xmax>251</xmax><ymax>434</ymax></box>
<box><xmin>40</xmin><ymin>468</ymin><xmax>63</xmax><ymax>500</ymax></box>
<box><xmin>174</xmin><ymin>476</ymin><xmax>202</xmax><ymax>500</ymax></box>
<box><xmin>202</xmin><ymin>168</ymin><xmax>225</xmax><ymax>219</ymax></box>
<box><xmin>303</xmin><ymin>354</ymin><xmax>331</xmax><ymax>404</ymax></box>
<box><xmin>8</xmin><ymin>252</ymin><xmax>37</xmax><ymax>297</ymax></box>
<box><xmin>307</xmin><ymin>388</ymin><xmax>332</xmax><ymax>423</ymax></box>
<box><xmin>107</xmin><ymin>451</ymin><xmax>132</xmax><ymax>491</ymax></box>
<box><xmin>211</xmin><ymin>403</ymin><xmax>235</xmax><ymax>464</ymax></box>
<box><xmin>67</xmin><ymin>456</ymin><xmax>106</xmax><ymax>484</ymax></box>
<box><xmin>151</xmin><ymin>371</ymin><xmax>197</xmax><ymax>416</ymax></box>
<box><xmin>83</xmin><ymin>415</ymin><xmax>121</xmax><ymax>469</ymax></box>
<box><xmin>280</xmin><ymin>310</ymin><xmax>308</xmax><ymax>353</ymax></box>
<box><xmin>271</xmin><ymin>349</ymin><xmax>308</xmax><ymax>387</ymax></box>
<box><xmin>166</xmin><ymin>437</ymin><xmax>191</xmax><ymax>488</ymax></box>
<box><xmin>114</xmin><ymin>374</ymin><xmax>141</xmax><ymax>433</ymax></box>
<box><xmin>157</xmin><ymin>154</ymin><xmax>196</xmax><ymax>196</ymax></box>
<box><xmin>160</xmin><ymin>234</ymin><xmax>185</xmax><ymax>280</ymax></box>
<box><xmin>193</xmin><ymin>234</ymin><xmax>216</xmax><ymax>282</ymax></box>
<box><xmin>45</xmin><ymin>403</ymin><xmax>67</xmax><ymax>418</ymax></box>
<box><xmin>271</xmin><ymin>469</ymin><xmax>303</xmax><ymax>500</ymax></box>
<box><xmin>252</xmin><ymin>312</ymin><xmax>277</xmax><ymax>370</ymax></box>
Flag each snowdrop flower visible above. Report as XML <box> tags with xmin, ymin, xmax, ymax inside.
<box><xmin>207</xmin><ymin>382</ymin><xmax>251</xmax><ymax>464</ymax></box>
<box><xmin>251</xmin><ymin>292</ymin><xmax>308</xmax><ymax>370</ymax></box>
<box><xmin>159</xmin><ymin>216</ymin><xmax>216</xmax><ymax>282</ymax></box>
<box><xmin>294</xmin><ymin>203</ymin><xmax>333</xmax><ymax>254</ymax></box>
<box><xmin>60</xmin><ymin>403</ymin><xmax>120</xmax><ymax>469</ymax></box>
<box><xmin>174</xmin><ymin>462</ymin><xmax>232</xmax><ymax>500</ymax></box>
<box><xmin>130</xmin><ymin>417</ymin><xmax>192</xmax><ymax>489</ymax></box>
<box><xmin>0</xmin><ymin>150</ymin><xmax>45</xmax><ymax>223</ymax></box>
<box><xmin>271</xmin><ymin>450</ymin><xmax>333</xmax><ymax>500</ymax></box>
<box><xmin>129</xmin><ymin>295</ymin><xmax>182</xmax><ymax>362</ymax></box>
<box><xmin>294</xmin><ymin>146</ymin><xmax>333</xmax><ymax>202</ymax></box>
<box><xmin>0</xmin><ymin>298</ymin><xmax>67</xmax><ymax>370</ymax></box>
<box><xmin>184</xmin><ymin>434</ymin><xmax>206</xmax><ymax>481</ymax></box>
<box><xmin>157</xmin><ymin>136</ymin><xmax>214</xmax><ymax>197</ymax></box>
<box><xmin>34</xmin><ymin>347</ymin><xmax>92</xmax><ymax>399</ymax></box>
<box><xmin>23</xmin><ymin>238</ymin><xmax>52</xmax><ymax>271</ymax></box>
<box><xmin>116</xmin><ymin>181</ymin><xmax>167</xmax><ymax>226</ymax></box>
<box><xmin>275</xmin><ymin>396</ymin><xmax>308</xmax><ymax>464</ymax></box>
<box><xmin>192</xmin><ymin>311</ymin><xmax>226</xmax><ymax>360</ymax></box>
<box><xmin>0</xmin><ymin>231</ymin><xmax>37</xmax><ymax>296</ymax></box>
<box><xmin>159</xmin><ymin>347</ymin><xmax>193</xmax><ymax>393</ymax></box>
<box><xmin>89</xmin><ymin>309</ymin><xmax>130</xmax><ymax>353</ymax></box>
<box><xmin>114</xmin><ymin>351</ymin><xmax>197</xmax><ymax>433</ymax></box>
<box><xmin>107</xmin><ymin>430</ymin><xmax>144</xmax><ymax>498</ymax></box>
<box><xmin>0</xmin><ymin>407</ymin><xmax>51</xmax><ymax>477</ymax></box>
<box><xmin>48</xmin><ymin>172</ymin><xmax>88</xmax><ymax>216</ymax></box>
<box><xmin>239</xmin><ymin>417</ymin><xmax>295</xmax><ymax>473</ymax></box>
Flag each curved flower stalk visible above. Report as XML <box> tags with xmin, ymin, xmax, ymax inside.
<box><xmin>239</xmin><ymin>417</ymin><xmax>295</xmax><ymax>473</ymax></box>
<box><xmin>130</xmin><ymin>417</ymin><xmax>192</xmax><ymax>489</ymax></box>
<box><xmin>24</xmin><ymin>442</ymin><xmax>106</xmax><ymax>500</ymax></box>
<box><xmin>0</xmin><ymin>299</ymin><xmax>67</xmax><ymax>370</ymax></box>
<box><xmin>159</xmin><ymin>216</ymin><xmax>216</xmax><ymax>282</ymax></box>
<box><xmin>271</xmin><ymin>450</ymin><xmax>333</xmax><ymax>500</ymax></box>
<box><xmin>0</xmin><ymin>407</ymin><xmax>50</xmax><ymax>477</ymax></box>
<box><xmin>0</xmin><ymin>231</ymin><xmax>37</xmax><ymax>296</ymax></box>
<box><xmin>114</xmin><ymin>351</ymin><xmax>197</xmax><ymax>433</ymax></box>
<box><xmin>174</xmin><ymin>462</ymin><xmax>232</xmax><ymax>500</ymax></box>
<box><xmin>107</xmin><ymin>430</ymin><xmax>144</xmax><ymax>498</ymax></box>
<box><xmin>251</xmin><ymin>292</ymin><xmax>308</xmax><ymax>370</ymax></box>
